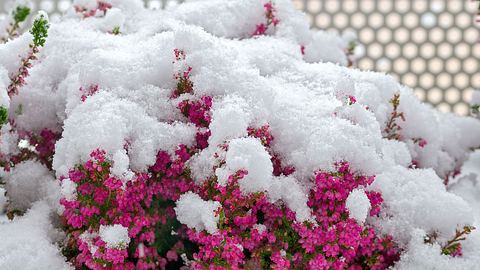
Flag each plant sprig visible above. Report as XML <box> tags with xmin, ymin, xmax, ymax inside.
<box><xmin>30</xmin><ymin>13</ymin><xmax>49</xmax><ymax>47</ymax></box>
<box><xmin>13</xmin><ymin>6</ymin><xmax>31</xmax><ymax>24</ymax></box>
<box><xmin>383</xmin><ymin>93</ymin><xmax>405</xmax><ymax>140</ymax></box>
<box><xmin>1</xmin><ymin>5</ymin><xmax>30</xmax><ymax>43</ymax></box>
<box><xmin>441</xmin><ymin>225</ymin><xmax>475</xmax><ymax>256</ymax></box>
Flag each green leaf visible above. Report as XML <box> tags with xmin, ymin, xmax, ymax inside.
<box><xmin>111</xmin><ymin>26</ymin><xmax>121</xmax><ymax>35</ymax></box>
<box><xmin>30</xmin><ymin>13</ymin><xmax>49</xmax><ymax>47</ymax></box>
<box><xmin>13</xmin><ymin>6</ymin><xmax>30</xmax><ymax>24</ymax></box>
<box><xmin>471</xmin><ymin>104</ymin><xmax>480</xmax><ymax>114</ymax></box>
<box><xmin>0</xmin><ymin>106</ymin><xmax>8</xmax><ymax>125</ymax></box>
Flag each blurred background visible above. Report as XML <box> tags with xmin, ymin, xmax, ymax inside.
<box><xmin>0</xmin><ymin>0</ymin><xmax>479</xmax><ymax>115</ymax></box>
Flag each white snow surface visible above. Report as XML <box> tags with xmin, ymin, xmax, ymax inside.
<box><xmin>0</xmin><ymin>201</ymin><xmax>72</xmax><ymax>270</ymax></box>
<box><xmin>0</xmin><ymin>0</ymin><xmax>478</xmax><ymax>268</ymax></box>
<box><xmin>99</xmin><ymin>224</ymin><xmax>131</xmax><ymax>249</ymax></box>
<box><xmin>345</xmin><ymin>188</ymin><xmax>371</xmax><ymax>224</ymax></box>
<box><xmin>4</xmin><ymin>160</ymin><xmax>60</xmax><ymax>212</ymax></box>
<box><xmin>174</xmin><ymin>191</ymin><xmax>221</xmax><ymax>234</ymax></box>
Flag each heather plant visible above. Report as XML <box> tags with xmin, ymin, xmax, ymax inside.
<box><xmin>383</xmin><ymin>94</ymin><xmax>405</xmax><ymax>141</ymax></box>
<box><xmin>253</xmin><ymin>1</ymin><xmax>280</xmax><ymax>36</ymax></box>
<box><xmin>7</xmin><ymin>12</ymin><xmax>49</xmax><ymax>97</ymax></box>
<box><xmin>74</xmin><ymin>0</ymin><xmax>113</xmax><ymax>18</ymax></box>
<box><xmin>0</xmin><ymin>1</ymin><xmax>480</xmax><ymax>269</ymax></box>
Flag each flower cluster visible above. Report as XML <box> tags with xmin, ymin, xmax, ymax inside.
<box><xmin>80</xmin><ymin>85</ymin><xmax>100</xmax><ymax>102</ymax></box>
<box><xmin>183</xmin><ymin>160</ymin><xmax>399</xmax><ymax>269</ymax></box>
<box><xmin>347</xmin><ymin>95</ymin><xmax>357</xmax><ymax>105</ymax></box>
<box><xmin>173</xmin><ymin>49</ymin><xmax>213</xmax><ymax>150</ymax></box>
<box><xmin>27</xmin><ymin>128</ymin><xmax>60</xmax><ymax>168</ymax></box>
<box><xmin>172</xmin><ymin>49</ymin><xmax>194</xmax><ymax>98</ymax></box>
<box><xmin>60</xmin><ymin>147</ymin><xmax>197</xmax><ymax>269</ymax></box>
<box><xmin>253</xmin><ymin>1</ymin><xmax>280</xmax><ymax>36</ymax></box>
<box><xmin>174</xmin><ymin>122</ymin><xmax>399</xmax><ymax>269</ymax></box>
<box><xmin>0</xmin><ymin>128</ymin><xmax>59</xmax><ymax>174</ymax></box>
<box><xmin>412</xmin><ymin>137</ymin><xmax>428</xmax><ymax>148</ymax></box>
<box><xmin>74</xmin><ymin>1</ymin><xmax>113</xmax><ymax>18</ymax></box>
<box><xmin>178</xmin><ymin>96</ymin><xmax>213</xmax><ymax>128</ymax></box>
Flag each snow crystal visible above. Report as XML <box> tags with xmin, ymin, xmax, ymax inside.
<box><xmin>99</xmin><ymin>224</ymin><xmax>130</xmax><ymax>249</ymax></box>
<box><xmin>345</xmin><ymin>188</ymin><xmax>371</xmax><ymax>224</ymax></box>
<box><xmin>174</xmin><ymin>191</ymin><xmax>221</xmax><ymax>234</ymax></box>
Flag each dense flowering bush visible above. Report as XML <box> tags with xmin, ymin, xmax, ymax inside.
<box><xmin>0</xmin><ymin>0</ymin><xmax>479</xmax><ymax>270</ymax></box>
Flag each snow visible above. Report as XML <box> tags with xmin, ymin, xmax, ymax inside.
<box><xmin>345</xmin><ymin>188</ymin><xmax>371</xmax><ymax>224</ymax></box>
<box><xmin>53</xmin><ymin>92</ymin><xmax>197</xmax><ymax>177</ymax></box>
<box><xmin>99</xmin><ymin>224</ymin><xmax>131</xmax><ymax>249</ymax></box>
<box><xmin>303</xmin><ymin>31</ymin><xmax>348</xmax><ymax>65</ymax></box>
<box><xmin>394</xmin><ymin>229</ymin><xmax>480</xmax><ymax>270</ymax></box>
<box><xmin>0</xmin><ymin>0</ymin><xmax>479</xmax><ymax>268</ymax></box>
<box><xmin>222</xmin><ymin>137</ymin><xmax>273</xmax><ymax>193</ymax></box>
<box><xmin>371</xmin><ymin>166</ymin><xmax>473</xmax><ymax>244</ymax></box>
<box><xmin>0</xmin><ymin>187</ymin><xmax>6</xmax><ymax>212</ymax></box>
<box><xmin>208</xmin><ymin>95</ymin><xmax>252</xmax><ymax>147</ymax></box>
<box><xmin>174</xmin><ymin>191</ymin><xmax>221</xmax><ymax>234</ymax></box>
<box><xmin>60</xmin><ymin>178</ymin><xmax>77</xmax><ymax>201</ymax></box>
<box><xmin>0</xmin><ymin>201</ymin><xmax>72</xmax><ymax>270</ymax></box>
<box><xmin>269</xmin><ymin>175</ymin><xmax>312</xmax><ymax>222</ymax></box>
<box><xmin>4</xmin><ymin>160</ymin><xmax>60</xmax><ymax>212</ymax></box>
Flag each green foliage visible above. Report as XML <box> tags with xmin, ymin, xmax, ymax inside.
<box><xmin>30</xmin><ymin>14</ymin><xmax>49</xmax><ymax>47</ymax></box>
<box><xmin>0</xmin><ymin>106</ymin><xmax>8</xmax><ymax>125</ymax></box>
<box><xmin>472</xmin><ymin>104</ymin><xmax>480</xmax><ymax>114</ymax></box>
<box><xmin>441</xmin><ymin>225</ymin><xmax>475</xmax><ymax>256</ymax></box>
<box><xmin>347</xmin><ymin>40</ymin><xmax>357</xmax><ymax>52</ymax></box>
<box><xmin>13</xmin><ymin>6</ymin><xmax>30</xmax><ymax>24</ymax></box>
<box><xmin>111</xmin><ymin>26</ymin><xmax>121</xmax><ymax>35</ymax></box>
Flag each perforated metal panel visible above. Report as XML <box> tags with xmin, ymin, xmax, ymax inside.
<box><xmin>292</xmin><ymin>0</ymin><xmax>479</xmax><ymax>115</ymax></box>
<box><xmin>1</xmin><ymin>0</ymin><xmax>478</xmax><ymax>115</ymax></box>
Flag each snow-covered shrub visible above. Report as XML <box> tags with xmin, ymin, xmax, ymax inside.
<box><xmin>0</xmin><ymin>0</ymin><xmax>479</xmax><ymax>269</ymax></box>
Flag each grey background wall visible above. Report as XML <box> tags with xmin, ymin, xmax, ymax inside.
<box><xmin>1</xmin><ymin>0</ymin><xmax>478</xmax><ymax>115</ymax></box>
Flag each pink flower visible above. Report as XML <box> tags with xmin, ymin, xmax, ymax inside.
<box><xmin>348</xmin><ymin>95</ymin><xmax>357</xmax><ymax>105</ymax></box>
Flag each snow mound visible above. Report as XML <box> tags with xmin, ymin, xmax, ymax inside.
<box><xmin>0</xmin><ymin>201</ymin><xmax>72</xmax><ymax>270</ymax></box>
